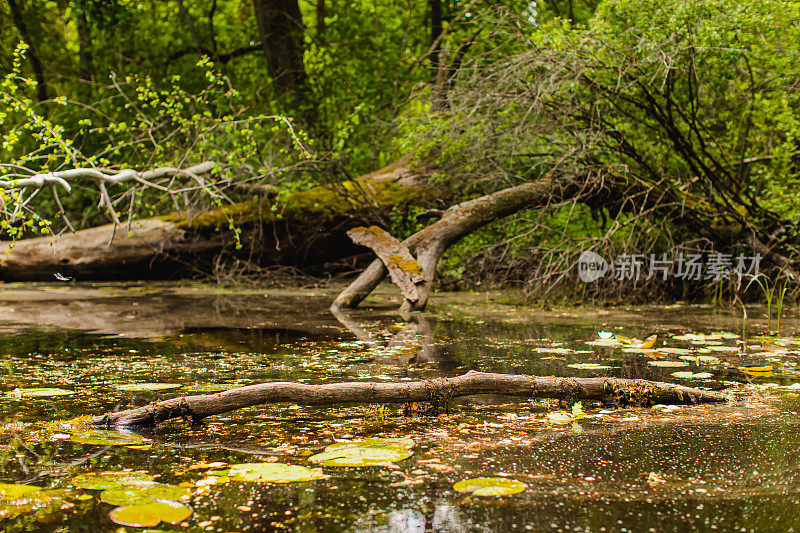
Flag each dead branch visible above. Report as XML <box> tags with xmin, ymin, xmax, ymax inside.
<box><xmin>93</xmin><ymin>370</ymin><xmax>726</xmax><ymax>428</ymax></box>
<box><xmin>0</xmin><ymin>161</ymin><xmax>217</xmax><ymax>192</ymax></box>
<box><xmin>333</xmin><ymin>173</ymin><xmax>593</xmax><ymax>312</ymax></box>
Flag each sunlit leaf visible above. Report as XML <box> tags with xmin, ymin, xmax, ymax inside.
<box><xmin>308</xmin><ymin>438</ymin><xmax>414</xmax><ymax>466</ymax></box>
<box><xmin>671</xmin><ymin>371</ymin><xmax>714</xmax><ymax>379</ymax></box>
<box><xmin>70</xmin><ymin>430</ymin><xmax>146</xmax><ymax>446</ymax></box>
<box><xmin>72</xmin><ymin>472</ymin><xmax>154</xmax><ymax>490</ymax></box>
<box><xmin>100</xmin><ymin>483</ymin><xmax>191</xmax><ymax>506</ymax></box>
<box><xmin>109</xmin><ymin>500</ymin><xmax>192</xmax><ymax>527</ymax></box>
<box><xmin>3</xmin><ymin>387</ymin><xmax>76</xmax><ymax>398</ymax></box>
<box><xmin>648</xmin><ymin>360</ymin><xmax>689</xmax><ymax>367</ymax></box>
<box><xmin>218</xmin><ymin>463</ymin><xmax>325</xmax><ymax>483</ymax></box>
<box><xmin>453</xmin><ymin>477</ymin><xmax>526</xmax><ymax>496</ymax></box>
<box><xmin>116</xmin><ymin>383</ymin><xmax>182</xmax><ymax>392</ymax></box>
<box><xmin>567</xmin><ymin>363</ymin><xmax>612</xmax><ymax>370</ymax></box>
<box><xmin>0</xmin><ymin>483</ymin><xmax>41</xmax><ymax>500</ymax></box>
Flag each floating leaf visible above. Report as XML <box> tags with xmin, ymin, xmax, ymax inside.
<box><xmin>635</xmin><ymin>335</ymin><xmax>658</xmax><ymax>349</ymax></box>
<box><xmin>70</xmin><ymin>430</ymin><xmax>146</xmax><ymax>446</ymax></box>
<box><xmin>706</xmin><ymin>346</ymin><xmax>739</xmax><ymax>352</ymax></box>
<box><xmin>181</xmin><ymin>383</ymin><xmax>237</xmax><ymax>393</ymax></box>
<box><xmin>100</xmin><ymin>483</ymin><xmax>191</xmax><ymax>506</ymax></box>
<box><xmin>648</xmin><ymin>360</ymin><xmax>689</xmax><ymax>368</ymax></box>
<box><xmin>0</xmin><ymin>483</ymin><xmax>41</xmax><ymax>500</ymax></box>
<box><xmin>453</xmin><ymin>477</ymin><xmax>526</xmax><ymax>496</ymax></box>
<box><xmin>221</xmin><ymin>463</ymin><xmax>324</xmax><ymax>483</ymax></box>
<box><xmin>739</xmin><ymin>365</ymin><xmax>774</xmax><ymax>377</ymax></box>
<box><xmin>116</xmin><ymin>383</ymin><xmax>182</xmax><ymax>392</ymax></box>
<box><xmin>309</xmin><ymin>438</ymin><xmax>414</xmax><ymax>466</ymax></box>
<box><xmin>671</xmin><ymin>371</ymin><xmax>714</xmax><ymax>379</ymax></box>
<box><xmin>109</xmin><ymin>500</ymin><xmax>192</xmax><ymax>527</ymax></box>
<box><xmin>656</xmin><ymin>347</ymin><xmax>694</xmax><ymax>355</ymax></box>
<box><xmin>679</xmin><ymin>355</ymin><xmax>721</xmax><ymax>364</ymax></box>
<box><xmin>567</xmin><ymin>363</ymin><xmax>612</xmax><ymax>370</ymax></box>
<box><xmin>0</xmin><ymin>486</ymin><xmax>70</xmax><ymax>520</ymax></box>
<box><xmin>3</xmin><ymin>387</ymin><xmax>76</xmax><ymax>398</ymax></box>
<box><xmin>72</xmin><ymin>472</ymin><xmax>154</xmax><ymax>490</ymax></box>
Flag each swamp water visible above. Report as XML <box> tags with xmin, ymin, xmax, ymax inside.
<box><xmin>0</xmin><ymin>283</ymin><xmax>799</xmax><ymax>532</ymax></box>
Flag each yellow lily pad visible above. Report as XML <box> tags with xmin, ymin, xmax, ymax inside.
<box><xmin>100</xmin><ymin>483</ymin><xmax>191</xmax><ymax>506</ymax></box>
<box><xmin>3</xmin><ymin>388</ymin><xmax>76</xmax><ymax>398</ymax></box>
<box><xmin>224</xmin><ymin>463</ymin><xmax>324</xmax><ymax>483</ymax></box>
<box><xmin>453</xmin><ymin>477</ymin><xmax>527</xmax><ymax>496</ymax></box>
<box><xmin>116</xmin><ymin>383</ymin><xmax>182</xmax><ymax>392</ymax></box>
<box><xmin>72</xmin><ymin>472</ymin><xmax>154</xmax><ymax>490</ymax></box>
<box><xmin>109</xmin><ymin>500</ymin><xmax>192</xmax><ymax>527</ymax></box>
<box><xmin>309</xmin><ymin>438</ymin><xmax>414</xmax><ymax>466</ymax></box>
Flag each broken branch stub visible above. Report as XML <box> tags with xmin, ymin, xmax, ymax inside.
<box><xmin>93</xmin><ymin>371</ymin><xmax>727</xmax><ymax>428</ymax></box>
<box><xmin>347</xmin><ymin>225</ymin><xmax>426</xmax><ymax>303</ymax></box>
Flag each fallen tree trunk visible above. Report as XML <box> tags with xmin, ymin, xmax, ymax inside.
<box><xmin>93</xmin><ymin>370</ymin><xmax>726</xmax><ymax>428</ymax></box>
<box><xmin>332</xmin><ymin>174</ymin><xmax>593</xmax><ymax>312</ymax></box>
<box><xmin>0</xmin><ymin>167</ymin><xmax>429</xmax><ymax>280</ymax></box>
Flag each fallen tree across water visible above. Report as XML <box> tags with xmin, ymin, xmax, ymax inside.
<box><xmin>93</xmin><ymin>370</ymin><xmax>726</xmax><ymax>428</ymax></box>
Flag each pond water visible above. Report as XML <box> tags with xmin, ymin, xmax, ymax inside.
<box><xmin>0</xmin><ymin>282</ymin><xmax>799</xmax><ymax>532</ymax></box>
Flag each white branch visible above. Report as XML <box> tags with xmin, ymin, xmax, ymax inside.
<box><xmin>0</xmin><ymin>161</ymin><xmax>217</xmax><ymax>193</ymax></box>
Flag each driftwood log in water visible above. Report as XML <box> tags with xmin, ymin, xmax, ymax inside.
<box><xmin>332</xmin><ymin>173</ymin><xmax>593</xmax><ymax>313</ymax></box>
<box><xmin>94</xmin><ymin>371</ymin><xmax>726</xmax><ymax>428</ymax></box>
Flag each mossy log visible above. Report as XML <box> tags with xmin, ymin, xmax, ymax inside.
<box><xmin>0</xmin><ymin>179</ymin><xmax>427</xmax><ymax>281</ymax></box>
<box><xmin>94</xmin><ymin>370</ymin><xmax>726</xmax><ymax>428</ymax></box>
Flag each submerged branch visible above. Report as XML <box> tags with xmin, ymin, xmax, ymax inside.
<box><xmin>93</xmin><ymin>371</ymin><xmax>726</xmax><ymax>428</ymax></box>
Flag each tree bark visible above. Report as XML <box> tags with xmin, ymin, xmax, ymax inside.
<box><xmin>332</xmin><ymin>174</ymin><xmax>592</xmax><ymax>312</ymax></box>
<box><xmin>6</xmin><ymin>0</ymin><xmax>47</xmax><ymax>102</ymax></box>
<box><xmin>93</xmin><ymin>370</ymin><xmax>726</xmax><ymax>428</ymax></box>
<box><xmin>252</xmin><ymin>0</ymin><xmax>307</xmax><ymax>97</ymax></box>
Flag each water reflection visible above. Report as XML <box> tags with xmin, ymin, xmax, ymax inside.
<box><xmin>0</xmin><ymin>284</ymin><xmax>799</xmax><ymax>531</ymax></box>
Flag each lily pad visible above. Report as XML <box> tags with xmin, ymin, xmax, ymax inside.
<box><xmin>567</xmin><ymin>363</ymin><xmax>613</xmax><ymax>370</ymax></box>
<box><xmin>453</xmin><ymin>477</ymin><xmax>527</xmax><ymax>496</ymax></box>
<box><xmin>181</xmin><ymin>383</ymin><xmax>238</xmax><ymax>392</ymax></box>
<box><xmin>0</xmin><ymin>486</ymin><xmax>70</xmax><ymax>520</ymax></box>
<box><xmin>3</xmin><ymin>387</ymin><xmax>76</xmax><ymax>398</ymax></box>
<box><xmin>70</xmin><ymin>430</ymin><xmax>146</xmax><ymax>446</ymax></box>
<box><xmin>0</xmin><ymin>483</ymin><xmax>42</xmax><ymax>500</ymax></box>
<box><xmin>116</xmin><ymin>383</ymin><xmax>182</xmax><ymax>392</ymax></box>
<box><xmin>308</xmin><ymin>438</ymin><xmax>414</xmax><ymax>466</ymax></box>
<box><xmin>72</xmin><ymin>472</ymin><xmax>154</xmax><ymax>490</ymax></box>
<box><xmin>671</xmin><ymin>371</ymin><xmax>714</xmax><ymax>379</ymax></box>
<box><xmin>100</xmin><ymin>483</ymin><xmax>191</xmax><ymax>506</ymax></box>
<box><xmin>648</xmin><ymin>360</ymin><xmax>689</xmax><ymax>368</ymax></box>
<box><xmin>222</xmin><ymin>463</ymin><xmax>324</xmax><ymax>483</ymax></box>
<box><xmin>109</xmin><ymin>500</ymin><xmax>192</xmax><ymax>527</ymax></box>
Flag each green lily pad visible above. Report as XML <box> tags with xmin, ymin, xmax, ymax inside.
<box><xmin>70</xmin><ymin>430</ymin><xmax>146</xmax><ymax>446</ymax></box>
<box><xmin>308</xmin><ymin>438</ymin><xmax>414</xmax><ymax>466</ymax></box>
<box><xmin>453</xmin><ymin>477</ymin><xmax>527</xmax><ymax>496</ymax></box>
<box><xmin>72</xmin><ymin>472</ymin><xmax>155</xmax><ymax>490</ymax></box>
<box><xmin>116</xmin><ymin>383</ymin><xmax>182</xmax><ymax>392</ymax></box>
<box><xmin>648</xmin><ymin>360</ymin><xmax>689</xmax><ymax>368</ymax></box>
<box><xmin>0</xmin><ymin>487</ymin><xmax>70</xmax><ymax>520</ymax></box>
<box><xmin>0</xmin><ymin>483</ymin><xmax>42</xmax><ymax>500</ymax></box>
<box><xmin>567</xmin><ymin>363</ymin><xmax>613</xmax><ymax>370</ymax></box>
<box><xmin>109</xmin><ymin>500</ymin><xmax>192</xmax><ymax>527</ymax></box>
<box><xmin>223</xmin><ymin>463</ymin><xmax>324</xmax><ymax>483</ymax></box>
<box><xmin>100</xmin><ymin>483</ymin><xmax>191</xmax><ymax>506</ymax></box>
<box><xmin>4</xmin><ymin>387</ymin><xmax>77</xmax><ymax>398</ymax></box>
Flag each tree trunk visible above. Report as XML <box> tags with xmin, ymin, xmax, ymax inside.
<box><xmin>332</xmin><ymin>174</ymin><xmax>593</xmax><ymax>312</ymax></box>
<box><xmin>252</xmin><ymin>0</ymin><xmax>307</xmax><ymax>97</ymax></box>
<box><xmin>7</xmin><ymin>0</ymin><xmax>47</xmax><ymax>102</ymax></box>
<box><xmin>93</xmin><ymin>370</ymin><xmax>726</xmax><ymax>428</ymax></box>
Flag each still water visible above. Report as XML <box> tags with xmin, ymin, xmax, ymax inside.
<box><xmin>0</xmin><ymin>283</ymin><xmax>798</xmax><ymax>532</ymax></box>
